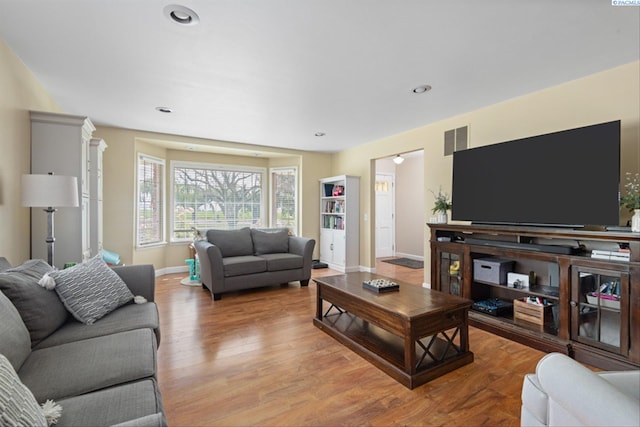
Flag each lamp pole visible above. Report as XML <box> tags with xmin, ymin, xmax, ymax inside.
<box><xmin>45</xmin><ymin>205</ymin><xmax>57</xmax><ymax>267</ymax></box>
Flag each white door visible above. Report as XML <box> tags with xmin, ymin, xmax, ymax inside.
<box><xmin>375</xmin><ymin>173</ymin><xmax>395</xmax><ymax>258</ymax></box>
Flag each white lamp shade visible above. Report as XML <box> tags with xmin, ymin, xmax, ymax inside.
<box><xmin>21</xmin><ymin>174</ymin><xmax>79</xmax><ymax>208</ymax></box>
<box><xmin>393</xmin><ymin>155</ymin><xmax>405</xmax><ymax>165</ymax></box>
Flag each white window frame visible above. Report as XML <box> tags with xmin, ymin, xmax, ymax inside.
<box><xmin>170</xmin><ymin>161</ymin><xmax>266</xmax><ymax>242</ymax></box>
<box><xmin>269</xmin><ymin>166</ymin><xmax>299</xmax><ymax>235</ymax></box>
<box><xmin>136</xmin><ymin>153</ymin><xmax>166</xmax><ymax>248</ymax></box>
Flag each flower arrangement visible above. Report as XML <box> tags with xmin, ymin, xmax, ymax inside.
<box><xmin>620</xmin><ymin>172</ymin><xmax>640</xmax><ymax>211</ymax></box>
<box><xmin>430</xmin><ymin>187</ymin><xmax>452</xmax><ymax>214</ymax></box>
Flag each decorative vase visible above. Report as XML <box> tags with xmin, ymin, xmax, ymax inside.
<box><xmin>436</xmin><ymin>212</ymin><xmax>448</xmax><ymax>224</ymax></box>
<box><xmin>632</xmin><ymin>209</ymin><xmax>640</xmax><ymax>232</ymax></box>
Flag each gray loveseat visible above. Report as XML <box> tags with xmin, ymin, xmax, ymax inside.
<box><xmin>195</xmin><ymin>227</ymin><xmax>315</xmax><ymax>300</ymax></box>
<box><xmin>0</xmin><ymin>257</ymin><xmax>166</xmax><ymax>426</ymax></box>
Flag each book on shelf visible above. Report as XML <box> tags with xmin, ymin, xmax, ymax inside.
<box><xmin>590</xmin><ymin>249</ymin><xmax>630</xmax><ymax>261</ymax></box>
<box><xmin>323</xmin><ymin>200</ymin><xmax>345</xmax><ymax>213</ymax></box>
<box><xmin>323</xmin><ymin>215</ymin><xmax>344</xmax><ymax>230</ymax></box>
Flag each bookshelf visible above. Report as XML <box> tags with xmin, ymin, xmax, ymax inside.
<box><xmin>319</xmin><ymin>175</ymin><xmax>359</xmax><ymax>272</ymax></box>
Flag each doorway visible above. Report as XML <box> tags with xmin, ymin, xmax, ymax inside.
<box><xmin>374</xmin><ymin>150</ymin><xmax>425</xmax><ymax>263</ymax></box>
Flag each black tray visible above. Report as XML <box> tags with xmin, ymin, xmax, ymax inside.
<box><xmin>363</xmin><ymin>279</ymin><xmax>399</xmax><ymax>293</ymax></box>
<box><xmin>472</xmin><ymin>298</ymin><xmax>513</xmax><ymax>316</ymax></box>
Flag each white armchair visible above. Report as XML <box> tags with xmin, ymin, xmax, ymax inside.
<box><xmin>521</xmin><ymin>353</ymin><xmax>639</xmax><ymax>427</ymax></box>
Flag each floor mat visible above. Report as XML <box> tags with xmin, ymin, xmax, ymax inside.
<box><xmin>382</xmin><ymin>258</ymin><xmax>424</xmax><ymax>269</ymax></box>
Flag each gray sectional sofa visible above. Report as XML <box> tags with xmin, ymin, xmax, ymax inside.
<box><xmin>0</xmin><ymin>257</ymin><xmax>166</xmax><ymax>427</ymax></box>
<box><xmin>195</xmin><ymin>227</ymin><xmax>315</xmax><ymax>300</ymax></box>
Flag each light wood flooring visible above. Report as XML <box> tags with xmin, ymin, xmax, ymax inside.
<box><xmin>155</xmin><ymin>259</ymin><xmax>545</xmax><ymax>426</ymax></box>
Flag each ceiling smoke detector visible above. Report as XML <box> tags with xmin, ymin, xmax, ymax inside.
<box><xmin>164</xmin><ymin>5</ymin><xmax>200</xmax><ymax>26</ymax></box>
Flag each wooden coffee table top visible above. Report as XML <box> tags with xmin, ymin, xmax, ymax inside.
<box><xmin>313</xmin><ymin>272</ymin><xmax>474</xmax><ymax>388</ymax></box>
<box><xmin>314</xmin><ymin>272</ymin><xmax>472</xmax><ymax>318</ymax></box>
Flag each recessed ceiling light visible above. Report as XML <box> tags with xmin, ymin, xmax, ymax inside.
<box><xmin>156</xmin><ymin>106</ymin><xmax>173</xmax><ymax>113</ymax></box>
<box><xmin>315</xmin><ymin>132</ymin><xmax>326</xmax><ymax>137</ymax></box>
<box><xmin>412</xmin><ymin>85</ymin><xmax>432</xmax><ymax>94</ymax></box>
<box><xmin>164</xmin><ymin>5</ymin><xmax>200</xmax><ymax>25</ymax></box>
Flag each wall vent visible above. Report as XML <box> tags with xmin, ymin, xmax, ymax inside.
<box><xmin>444</xmin><ymin>126</ymin><xmax>468</xmax><ymax>156</ymax></box>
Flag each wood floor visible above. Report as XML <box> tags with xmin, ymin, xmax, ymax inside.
<box><xmin>155</xmin><ymin>259</ymin><xmax>545</xmax><ymax>426</ymax></box>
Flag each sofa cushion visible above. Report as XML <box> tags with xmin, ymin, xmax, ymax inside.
<box><xmin>19</xmin><ymin>328</ymin><xmax>157</xmax><ymax>402</ymax></box>
<box><xmin>599</xmin><ymin>371</ymin><xmax>640</xmax><ymax>399</ymax></box>
<box><xmin>206</xmin><ymin>227</ymin><xmax>254</xmax><ymax>257</ymax></box>
<box><xmin>251</xmin><ymin>228</ymin><xmax>289</xmax><ymax>255</ymax></box>
<box><xmin>0</xmin><ymin>257</ymin><xmax>11</xmax><ymax>272</ymax></box>
<box><xmin>48</xmin><ymin>256</ymin><xmax>134</xmax><ymax>325</ymax></box>
<box><xmin>0</xmin><ymin>259</ymin><xmax>69</xmax><ymax>347</ymax></box>
<box><xmin>55</xmin><ymin>379</ymin><xmax>165</xmax><ymax>427</ymax></box>
<box><xmin>33</xmin><ymin>302</ymin><xmax>160</xmax><ymax>350</ymax></box>
<box><xmin>0</xmin><ymin>354</ymin><xmax>47</xmax><ymax>427</ymax></box>
<box><xmin>222</xmin><ymin>256</ymin><xmax>267</xmax><ymax>277</ymax></box>
<box><xmin>0</xmin><ymin>291</ymin><xmax>32</xmax><ymax>371</ymax></box>
<box><xmin>112</xmin><ymin>264</ymin><xmax>156</xmax><ymax>302</ymax></box>
<box><xmin>259</xmin><ymin>253</ymin><xmax>304</xmax><ymax>271</ymax></box>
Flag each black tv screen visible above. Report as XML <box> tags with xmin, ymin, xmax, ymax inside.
<box><xmin>451</xmin><ymin>121</ymin><xmax>620</xmax><ymax>227</ymax></box>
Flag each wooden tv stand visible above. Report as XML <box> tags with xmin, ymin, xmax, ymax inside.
<box><xmin>429</xmin><ymin>223</ymin><xmax>639</xmax><ymax>370</ymax></box>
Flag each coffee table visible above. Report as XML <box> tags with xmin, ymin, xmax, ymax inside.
<box><xmin>313</xmin><ymin>272</ymin><xmax>474</xmax><ymax>389</ymax></box>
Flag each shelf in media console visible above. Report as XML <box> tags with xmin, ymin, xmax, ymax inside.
<box><xmin>464</xmin><ymin>237</ymin><xmax>578</xmax><ymax>255</ymax></box>
<box><xmin>474</xmin><ymin>280</ymin><xmax>560</xmax><ymax>299</ymax></box>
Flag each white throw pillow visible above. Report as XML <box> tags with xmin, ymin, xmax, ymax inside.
<box><xmin>47</xmin><ymin>255</ymin><xmax>134</xmax><ymax>324</ymax></box>
<box><xmin>0</xmin><ymin>354</ymin><xmax>47</xmax><ymax>427</ymax></box>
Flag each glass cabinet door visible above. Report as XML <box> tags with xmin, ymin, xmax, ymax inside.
<box><xmin>572</xmin><ymin>267</ymin><xmax>629</xmax><ymax>356</ymax></box>
<box><xmin>439</xmin><ymin>251</ymin><xmax>463</xmax><ymax>297</ymax></box>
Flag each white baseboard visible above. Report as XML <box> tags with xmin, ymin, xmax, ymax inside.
<box><xmin>395</xmin><ymin>252</ymin><xmax>424</xmax><ymax>261</ymax></box>
<box><xmin>156</xmin><ymin>265</ymin><xmax>189</xmax><ymax>276</ymax></box>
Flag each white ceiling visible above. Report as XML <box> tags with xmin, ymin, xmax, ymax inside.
<box><xmin>1</xmin><ymin>1</ymin><xmax>638</xmax><ymax>154</ymax></box>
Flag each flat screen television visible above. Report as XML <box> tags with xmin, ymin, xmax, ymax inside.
<box><xmin>451</xmin><ymin>121</ymin><xmax>620</xmax><ymax>227</ymax></box>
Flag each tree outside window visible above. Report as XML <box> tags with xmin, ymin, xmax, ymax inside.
<box><xmin>172</xmin><ymin>163</ymin><xmax>264</xmax><ymax>240</ymax></box>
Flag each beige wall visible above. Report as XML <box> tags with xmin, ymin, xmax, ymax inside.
<box><xmin>0</xmin><ymin>39</ymin><xmax>62</xmax><ymax>265</ymax></box>
<box><xmin>93</xmin><ymin>126</ymin><xmax>331</xmax><ymax>270</ymax></box>
<box><xmin>332</xmin><ymin>61</ymin><xmax>640</xmax><ymax>285</ymax></box>
<box><xmin>395</xmin><ymin>153</ymin><xmax>425</xmax><ymax>258</ymax></box>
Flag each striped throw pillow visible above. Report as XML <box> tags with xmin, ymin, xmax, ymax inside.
<box><xmin>48</xmin><ymin>255</ymin><xmax>133</xmax><ymax>325</ymax></box>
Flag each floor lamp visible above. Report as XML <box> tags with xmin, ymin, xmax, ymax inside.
<box><xmin>21</xmin><ymin>173</ymin><xmax>79</xmax><ymax>267</ymax></box>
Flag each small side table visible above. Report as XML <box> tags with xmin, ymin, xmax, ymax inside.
<box><xmin>181</xmin><ymin>244</ymin><xmax>201</xmax><ymax>287</ymax></box>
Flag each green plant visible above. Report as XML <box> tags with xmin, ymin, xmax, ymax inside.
<box><xmin>430</xmin><ymin>187</ymin><xmax>452</xmax><ymax>214</ymax></box>
<box><xmin>620</xmin><ymin>172</ymin><xmax>640</xmax><ymax>211</ymax></box>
